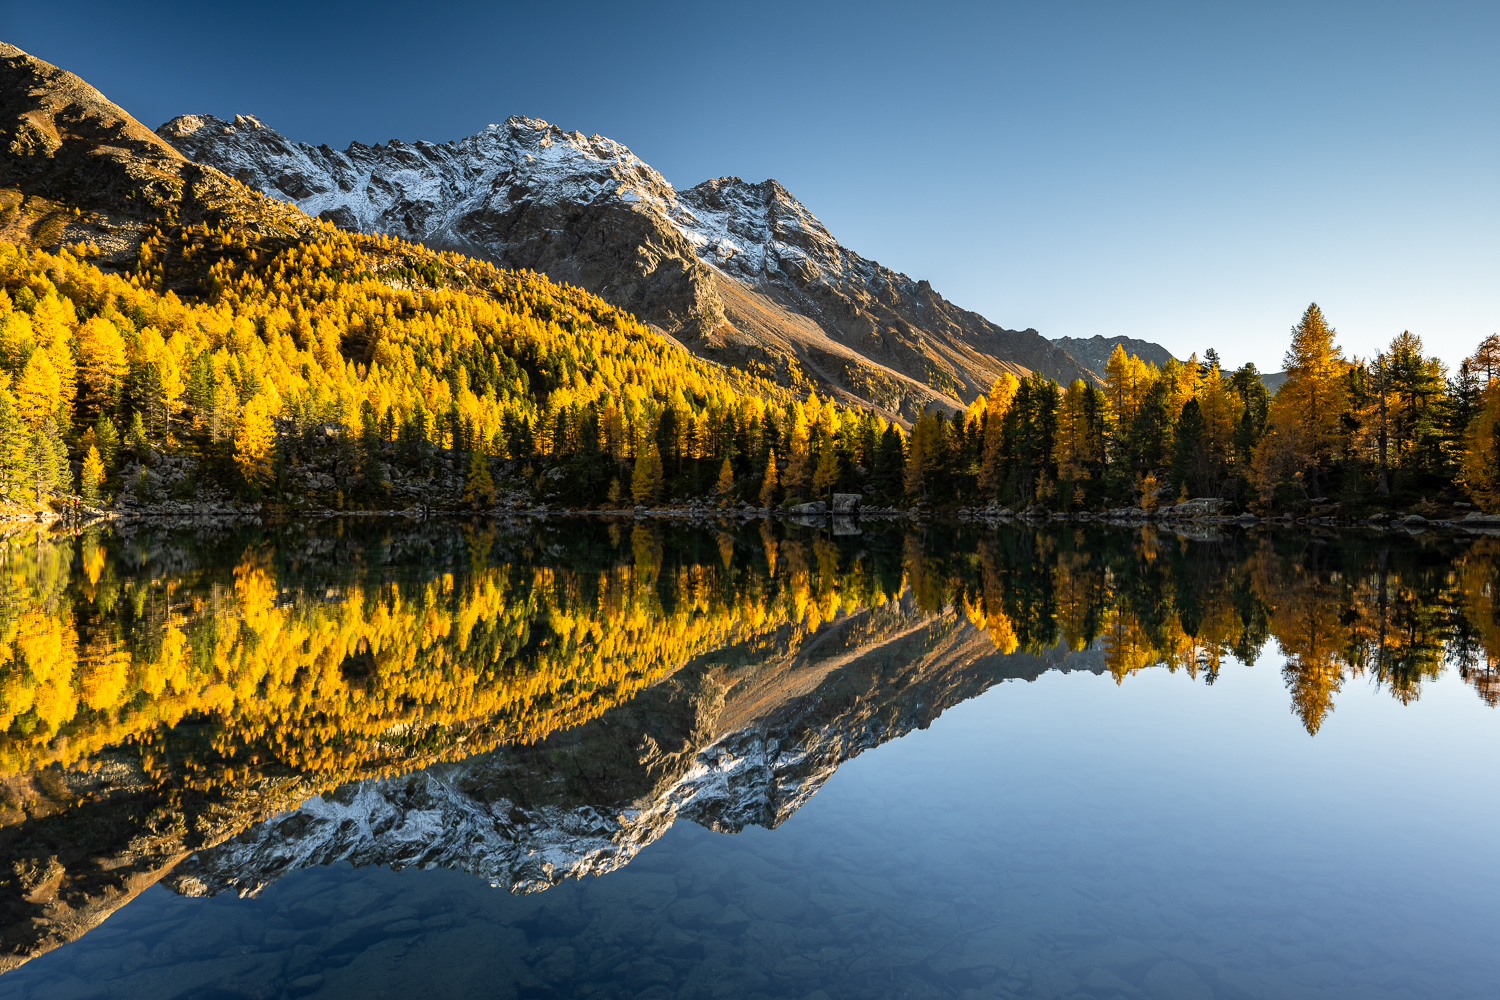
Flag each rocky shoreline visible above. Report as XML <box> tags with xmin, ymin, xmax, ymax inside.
<box><xmin>8</xmin><ymin>494</ymin><xmax>1500</xmax><ymax>535</ymax></box>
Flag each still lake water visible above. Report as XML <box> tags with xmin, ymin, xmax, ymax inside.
<box><xmin>0</xmin><ymin>517</ymin><xmax>1495</xmax><ymax>999</ymax></box>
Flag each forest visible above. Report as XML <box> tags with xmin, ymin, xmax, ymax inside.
<box><xmin>1</xmin><ymin>218</ymin><xmax>1498</xmax><ymax>514</ymax></box>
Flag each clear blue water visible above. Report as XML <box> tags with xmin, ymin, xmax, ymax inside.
<box><xmin>7</xmin><ymin>656</ymin><xmax>1497</xmax><ymax>1000</ymax></box>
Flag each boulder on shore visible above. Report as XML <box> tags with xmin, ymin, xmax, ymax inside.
<box><xmin>1162</xmin><ymin>498</ymin><xmax>1232</xmax><ymax>518</ymax></box>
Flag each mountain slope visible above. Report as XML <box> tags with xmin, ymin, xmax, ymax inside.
<box><xmin>158</xmin><ymin>113</ymin><xmax>1102</xmax><ymax>416</ymax></box>
<box><xmin>0</xmin><ymin>43</ymin><xmax>315</xmax><ymax>274</ymax></box>
<box><xmin>675</xmin><ymin>176</ymin><xmax>1099</xmax><ymax>414</ymax></box>
<box><xmin>157</xmin><ymin>113</ymin><xmax>723</xmax><ymax>340</ymax></box>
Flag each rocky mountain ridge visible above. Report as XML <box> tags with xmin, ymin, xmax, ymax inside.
<box><xmin>157</xmin><ymin>112</ymin><xmax>1108</xmax><ymax>416</ymax></box>
<box><xmin>1050</xmin><ymin>334</ymin><xmax>1179</xmax><ymax>377</ymax></box>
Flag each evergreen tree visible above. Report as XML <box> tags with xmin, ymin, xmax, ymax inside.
<box><xmin>358</xmin><ymin>400</ymin><xmax>387</xmax><ymax>498</ymax></box>
<box><xmin>93</xmin><ymin>412</ymin><xmax>120</xmax><ymax>470</ymax></box>
<box><xmin>1171</xmin><ymin>398</ymin><xmax>1205</xmax><ymax>496</ymax></box>
<box><xmin>872</xmin><ymin>425</ymin><xmax>905</xmax><ymax>498</ymax></box>
<box><xmin>1002</xmin><ymin>375</ymin><xmax>1060</xmax><ymax>504</ymax></box>
<box><xmin>0</xmin><ymin>385</ymin><xmax>28</xmax><ymax>499</ymax></box>
<box><xmin>126</xmin><ymin>410</ymin><xmax>151</xmax><ymax>457</ymax></box>
<box><xmin>26</xmin><ymin>418</ymin><xmax>67</xmax><ymax>503</ymax></box>
<box><xmin>1384</xmin><ymin>330</ymin><xmax>1448</xmax><ymax>480</ymax></box>
<box><xmin>1450</xmin><ymin>360</ymin><xmax>1482</xmax><ymax>443</ymax></box>
<box><xmin>1129</xmin><ymin>377</ymin><xmax>1173</xmax><ymax>476</ymax></box>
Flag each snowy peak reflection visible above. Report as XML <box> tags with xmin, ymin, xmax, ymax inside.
<box><xmin>168</xmin><ymin>598</ymin><xmax>1099</xmax><ymax>900</ymax></box>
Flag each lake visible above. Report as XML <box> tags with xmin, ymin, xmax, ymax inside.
<box><xmin>0</xmin><ymin>516</ymin><xmax>1494</xmax><ymax>1000</ymax></box>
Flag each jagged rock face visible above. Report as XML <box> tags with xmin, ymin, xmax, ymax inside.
<box><xmin>675</xmin><ymin>177</ymin><xmax>1100</xmax><ymax>413</ymax></box>
<box><xmin>157</xmin><ymin>114</ymin><xmax>1106</xmax><ymax>416</ymax></box>
<box><xmin>157</xmin><ymin>113</ymin><xmax>722</xmax><ymax>337</ymax></box>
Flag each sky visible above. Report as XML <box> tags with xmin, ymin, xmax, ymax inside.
<box><xmin>5</xmin><ymin>0</ymin><xmax>1497</xmax><ymax>372</ymax></box>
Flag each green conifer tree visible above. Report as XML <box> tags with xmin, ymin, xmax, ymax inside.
<box><xmin>94</xmin><ymin>412</ymin><xmax>120</xmax><ymax>470</ymax></box>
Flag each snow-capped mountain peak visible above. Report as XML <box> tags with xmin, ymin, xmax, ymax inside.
<box><xmin>159</xmin><ymin>111</ymin><xmax>1112</xmax><ymax>415</ymax></box>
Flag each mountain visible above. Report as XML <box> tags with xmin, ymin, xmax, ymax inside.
<box><xmin>1</xmin><ymin>41</ymin><xmax>868</xmax><ymax>517</ymax></box>
<box><xmin>1049</xmin><ymin>335</ymin><xmax>1178</xmax><ymax>378</ymax></box>
<box><xmin>157</xmin><ymin>113</ymin><xmax>1102</xmax><ymax>417</ymax></box>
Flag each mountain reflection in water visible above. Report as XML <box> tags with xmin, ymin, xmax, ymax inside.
<box><xmin>0</xmin><ymin>517</ymin><xmax>1495</xmax><ymax>975</ymax></box>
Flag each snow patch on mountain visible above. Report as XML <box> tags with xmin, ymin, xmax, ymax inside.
<box><xmin>158</xmin><ymin>113</ymin><xmax>684</xmax><ymax>249</ymax></box>
<box><xmin>671</xmin><ymin>176</ymin><xmax>888</xmax><ymax>293</ymax></box>
<box><xmin>159</xmin><ymin>113</ymin><xmax>887</xmax><ymax>296</ymax></box>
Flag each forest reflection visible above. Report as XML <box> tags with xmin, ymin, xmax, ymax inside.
<box><xmin>0</xmin><ymin>517</ymin><xmax>1496</xmax><ymax>801</ymax></box>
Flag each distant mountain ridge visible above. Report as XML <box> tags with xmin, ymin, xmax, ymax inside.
<box><xmin>1050</xmin><ymin>335</ymin><xmax>1179</xmax><ymax>377</ymax></box>
<box><xmin>1050</xmin><ymin>335</ymin><xmax>1286</xmax><ymax>394</ymax></box>
<box><xmin>157</xmin><ymin>113</ymin><xmax>1122</xmax><ymax>416</ymax></box>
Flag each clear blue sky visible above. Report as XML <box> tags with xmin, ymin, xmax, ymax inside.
<box><xmin>6</xmin><ymin>1</ymin><xmax>1496</xmax><ymax>372</ymax></box>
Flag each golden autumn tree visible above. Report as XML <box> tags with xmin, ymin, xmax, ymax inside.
<box><xmin>1460</xmin><ymin>383</ymin><xmax>1500</xmax><ymax>511</ymax></box>
<box><xmin>12</xmin><ymin>349</ymin><xmax>61</xmax><ymax>425</ymax></box>
<box><xmin>782</xmin><ymin>409</ymin><xmax>811</xmax><ymax>499</ymax></box>
<box><xmin>1103</xmin><ymin>344</ymin><xmax>1150</xmax><ymax>428</ymax></box>
<box><xmin>1055</xmin><ymin>379</ymin><xmax>1102</xmax><ymax>481</ymax></box>
<box><xmin>1252</xmin><ymin>303</ymin><xmax>1349</xmax><ymax>502</ymax></box>
<box><xmin>461</xmin><ymin>448</ymin><xmax>496</xmax><ymax>508</ymax></box>
<box><xmin>811</xmin><ymin>439</ymin><xmax>840</xmax><ymax>498</ymax></box>
<box><xmin>80</xmin><ymin>445</ymin><xmax>105</xmax><ymax>504</ymax></box>
<box><xmin>29</xmin><ymin>294</ymin><xmax>77</xmax><ymax>411</ymax></box>
<box><xmin>234</xmin><ymin>389</ymin><xmax>279</xmax><ymax>490</ymax></box>
<box><xmin>74</xmin><ymin>316</ymin><xmax>128</xmax><ymax>418</ymax></box>
<box><xmin>759</xmin><ymin>448</ymin><xmax>779</xmax><ymax>507</ymax></box>
<box><xmin>978</xmin><ymin>373</ymin><xmax>1019</xmax><ymax>496</ymax></box>
<box><xmin>631</xmin><ymin>437</ymin><xmax>662</xmax><ymax>504</ymax></box>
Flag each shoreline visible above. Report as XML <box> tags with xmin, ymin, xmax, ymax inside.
<box><xmin>12</xmin><ymin>501</ymin><xmax>1500</xmax><ymax>535</ymax></box>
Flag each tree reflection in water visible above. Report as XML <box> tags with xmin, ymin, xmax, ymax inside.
<box><xmin>0</xmin><ymin>517</ymin><xmax>1493</xmax><ymax>969</ymax></box>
